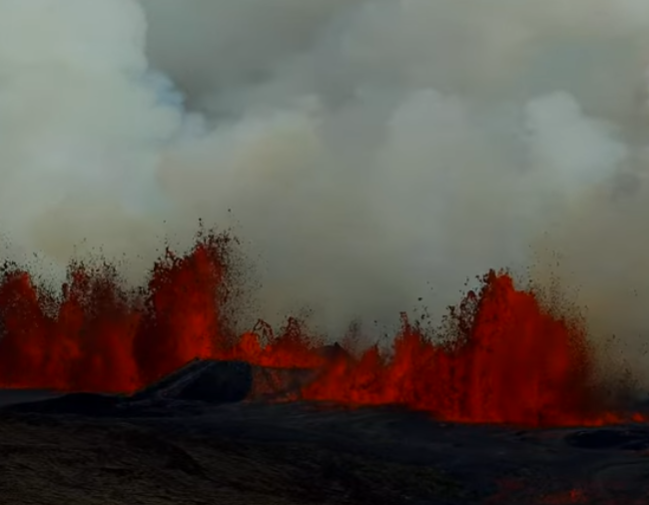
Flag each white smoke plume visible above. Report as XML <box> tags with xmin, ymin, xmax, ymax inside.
<box><xmin>2</xmin><ymin>0</ymin><xmax>649</xmax><ymax>381</ymax></box>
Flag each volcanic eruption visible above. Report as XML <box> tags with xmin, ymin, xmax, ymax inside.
<box><xmin>2</xmin><ymin>0</ymin><xmax>649</xmax><ymax>431</ymax></box>
<box><xmin>0</xmin><ymin>230</ymin><xmax>640</xmax><ymax>428</ymax></box>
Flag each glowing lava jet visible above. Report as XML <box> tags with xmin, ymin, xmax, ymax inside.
<box><xmin>0</xmin><ymin>232</ymin><xmax>640</xmax><ymax>427</ymax></box>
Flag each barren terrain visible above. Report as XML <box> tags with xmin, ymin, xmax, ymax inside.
<box><xmin>1</xmin><ymin>392</ymin><xmax>649</xmax><ymax>505</ymax></box>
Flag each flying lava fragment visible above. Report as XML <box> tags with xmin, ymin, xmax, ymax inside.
<box><xmin>0</xmin><ymin>231</ymin><xmax>639</xmax><ymax>427</ymax></box>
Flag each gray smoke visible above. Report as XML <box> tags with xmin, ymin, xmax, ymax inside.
<box><xmin>3</xmin><ymin>0</ymin><xmax>649</xmax><ymax>382</ymax></box>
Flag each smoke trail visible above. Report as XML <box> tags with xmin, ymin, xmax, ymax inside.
<box><xmin>0</xmin><ymin>0</ymin><xmax>186</xmax><ymax>281</ymax></box>
<box><xmin>3</xmin><ymin>0</ymin><xmax>649</xmax><ymax>382</ymax></box>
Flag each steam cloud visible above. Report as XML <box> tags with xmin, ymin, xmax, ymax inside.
<box><xmin>2</xmin><ymin>0</ymin><xmax>649</xmax><ymax>382</ymax></box>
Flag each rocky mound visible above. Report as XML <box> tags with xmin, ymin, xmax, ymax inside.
<box><xmin>0</xmin><ymin>357</ymin><xmax>321</xmax><ymax>417</ymax></box>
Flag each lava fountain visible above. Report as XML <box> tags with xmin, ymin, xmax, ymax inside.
<box><xmin>0</xmin><ymin>231</ymin><xmax>638</xmax><ymax>427</ymax></box>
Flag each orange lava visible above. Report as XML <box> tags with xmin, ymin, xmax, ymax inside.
<box><xmin>490</xmin><ymin>479</ymin><xmax>649</xmax><ymax>505</ymax></box>
<box><xmin>538</xmin><ymin>489</ymin><xmax>589</xmax><ymax>505</ymax></box>
<box><xmin>0</xmin><ymin>232</ymin><xmax>638</xmax><ymax>427</ymax></box>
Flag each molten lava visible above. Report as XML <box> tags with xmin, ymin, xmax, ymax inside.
<box><xmin>0</xmin><ymin>233</ymin><xmax>636</xmax><ymax>427</ymax></box>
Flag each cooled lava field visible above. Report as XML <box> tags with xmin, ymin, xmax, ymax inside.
<box><xmin>2</xmin><ymin>380</ymin><xmax>649</xmax><ymax>505</ymax></box>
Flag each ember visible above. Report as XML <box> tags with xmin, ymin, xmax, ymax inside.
<box><xmin>0</xmin><ymin>232</ymin><xmax>638</xmax><ymax>427</ymax></box>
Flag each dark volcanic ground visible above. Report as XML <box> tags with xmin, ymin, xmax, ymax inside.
<box><xmin>1</xmin><ymin>391</ymin><xmax>649</xmax><ymax>505</ymax></box>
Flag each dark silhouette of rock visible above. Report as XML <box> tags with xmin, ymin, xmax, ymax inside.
<box><xmin>0</xmin><ymin>358</ymin><xmax>323</xmax><ymax>417</ymax></box>
<box><xmin>174</xmin><ymin>361</ymin><xmax>252</xmax><ymax>403</ymax></box>
<box><xmin>130</xmin><ymin>359</ymin><xmax>253</xmax><ymax>405</ymax></box>
<box><xmin>1</xmin><ymin>360</ymin><xmax>255</xmax><ymax>416</ymax></box>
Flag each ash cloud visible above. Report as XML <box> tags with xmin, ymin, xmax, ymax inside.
<box><xmin>3</xmin><ymin>0</ymin><xmax>649</xmax><ymax>381</ymax></box>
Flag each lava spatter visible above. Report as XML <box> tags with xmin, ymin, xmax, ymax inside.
<box><xmin>0</xmin><ymin>233</ymin><xmax>637</xmax><ymax>427</ymax></box>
